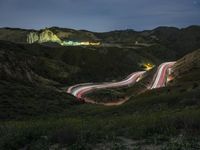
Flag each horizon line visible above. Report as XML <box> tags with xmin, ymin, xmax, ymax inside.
<box><xmin>0</xmin><ymin>24</ymin><xmax>200</xmax><ymax>33</ymax></box>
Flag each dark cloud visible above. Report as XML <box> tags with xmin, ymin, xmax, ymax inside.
<box><xmin>0</xmin><ymin>0</ymin><xmax>200</xmax><ymax>31</ymax></box>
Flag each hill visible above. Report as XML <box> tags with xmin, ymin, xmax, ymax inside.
<box><xmin>0</xmin><ymin>40</ymin><xmax>162</xmax><ymax>86</ymax></box>
<box><xmin>1</xmin><ymin>25</ymin><xmax>200</xmax><ymax>59</ymax></box>
<box><xmin>0</xmin><ymin>26</ymin><xmax>200</xmax><ymax>149</ymax></box>
<box><xmin>0</xmin><ymin>49</ymin><xmax>200</xmax><ymax>149</ymax></box>
<box><xmin>85</xmin><ymin>49</ymin><xmax>200</xmax><ymax>103</ymax></box>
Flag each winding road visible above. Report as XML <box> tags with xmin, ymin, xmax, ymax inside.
<box><xmin>67</xmin><ymin>61</ymin><xmax>175</xmax><ymax>103</ymax></box>
<box><xmin>149</xmin><ymin>62</ymin><xmax>175</xmax><ymax>89</ymax></box>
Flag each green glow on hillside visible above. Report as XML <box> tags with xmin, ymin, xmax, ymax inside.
<box><xmin>61</xmin><ymin>41</ymin><xmax>100</xmax><ymax>46</ymax></box>
<box><xmin>27</xmin><ymin>29</ymin><xmax>100</xmax><ymax>46</ymax></box>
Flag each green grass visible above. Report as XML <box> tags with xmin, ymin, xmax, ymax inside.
<box><xmin>0</xmin><ymin>40</ymin><xmax>160</xmax><ymax>86</ymax></box>
<box><xmin>0</xmin><ymin>39</ymin><xmax>200</xmax><ymax>149</ymax></box>
<box><xmin>0</xmin><ymin>80</ymin><xmax>200</xmax><ymax>149</ymax></box>
<box><xmin>1</xmin><ymin>102</ymin><xmax>200</xmax><ymax>149</ymax></box>
<box><xmin>0</xmin><ymin>81</ymin><xmax>80</xmax><ymax>120</ymax></box>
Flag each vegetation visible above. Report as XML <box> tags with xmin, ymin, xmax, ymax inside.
<box><xmin>0</xmin><ymin>40</ymin><xmax>160</xmax><ymax>86</ymax></box>
<box><xmin>0</xmin><ymin>82</ymin><xmax>200</xmax><ymax>149</ymax></box>
<box><xmin>0</xmin><ymin>26</ymin><xmax>200</xmax><ymax>149</ymax></box>
<box><xmin>0</xmin><ymin>53</ymin><xmax>200</xmax><ymax>149</ymax></box>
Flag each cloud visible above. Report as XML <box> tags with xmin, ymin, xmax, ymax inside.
<box><xmin>0</xmin><ymin>0</ymin><xmax>199</xmax><ymax>31</ymax></box>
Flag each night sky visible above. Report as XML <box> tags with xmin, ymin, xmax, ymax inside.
<box><xmin>0</xmin><ymin>0</ymin><xmax>200</xmax><ymax>32</ymax></box>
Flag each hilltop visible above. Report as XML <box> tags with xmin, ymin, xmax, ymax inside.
<box><xmin>0</xmin><ymin>25</ymin><xmax>200</xmax><ymax>58</ymax></box>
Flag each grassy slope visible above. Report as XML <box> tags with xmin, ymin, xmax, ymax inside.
<box><xmin>0</xmin><ymin>40</ymin><xmax>160</xmax><ymax>85</ymax></box>
<box><xmin>0</xmin><ymin>26</ymin><xmax>200</xmax><ymax>149</ymax></box>
<box><xmin>152</xmin><ymin>26</ymin><xmax>200</xmax><ymax>58</ymax></box>
<box><xmin>0</xmin><ymin>82</ymin><xmax>200</xmax><ymax>149</ymax></box>
<box><xmin>0</xmin><ymin>49</ymin><xmax>200</xmax><ymax>149</ymax></box>
<box><xmin>0</xmin><ymin>81</ymin><xmax>79</xmax><ymax>120</ymax></box>
<box><xmin>0</xmin><ymin>28</ymin><xmax>32</xmax><ymax>43</ymax></box>
<box><xmin>86</xmin><ymin>49</ymin><xmax>200</xmax><ymax>103</ymax></box>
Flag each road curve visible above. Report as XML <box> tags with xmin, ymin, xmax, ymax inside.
<box><xmin>67</xmin><ymin>61</ymin><xmax>175</xmax><ymax>102</ymax></box>
<box><xmin>150</xmin><ymin>62</ymin><xmax>176</xmax><ymax>89</ymax></box>
<box><xmin>67</xmin><ymin>71</ymin><xmax>145</xmax><ymax>100</ymax></box>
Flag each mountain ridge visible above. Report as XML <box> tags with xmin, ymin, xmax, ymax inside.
<box><xmin>1</xmin><ymin>25</ymin><xmax>200</xmax><ymax>58</ymax></box>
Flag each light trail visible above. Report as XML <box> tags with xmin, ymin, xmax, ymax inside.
<box><xmin>67</xmin><ymin>61</ymin><xmax>176</xmax><ymax>103</ymax></box>
<box><xmin>150</xmin><ymin>62</ymin><xmax>176</xmax><ymax>89</ymax></box>
<box><xmin>67</xmin><ymin>71</ymin><xmax>145</xmax><ymax>100</ymax></box>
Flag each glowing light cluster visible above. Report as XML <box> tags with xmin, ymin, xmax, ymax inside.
<box><xmin>143</xmin><ymin>63</ymin><xmax>154</xmax><ymax>71</ymax></box>
<box><xmin>61</xmin><ymin>41</ymin><xmax>100</xmax><ymax>46</ymax></box>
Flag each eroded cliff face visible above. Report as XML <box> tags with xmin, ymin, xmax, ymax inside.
<box><xmin>27</xmin><ymin>29</ymin><xmax>62</xmax><ymax>44</ymax></box>
<box><xmin>27</xmin><ymin>32</ymin><xmax>39</xmax><ymax>43</ymax></box>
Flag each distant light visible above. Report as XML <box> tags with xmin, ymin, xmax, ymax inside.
<box><xmin>61</xmin><ymin>41</ymin><xmax>100</xmax><ymax>46</ymax></box>
<box><xmin>143</xmin><ymin>63</ymin><xmax>154</xmax><ymax>71</ymax></box>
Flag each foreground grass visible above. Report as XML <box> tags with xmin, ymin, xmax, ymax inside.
<box><xmin>0</xmin><ymin>46</ymin><xmax>200</xmax><ymax>149</ymax></box>
<box><xmin>1</xmin><ymin>107</ymin><xmax>200</xmax><ymax>149</ymax></box>
<box><xmin>0</xmin><ymin>85</ymin><xmax>200</xmax><ymax>149</ymax></box>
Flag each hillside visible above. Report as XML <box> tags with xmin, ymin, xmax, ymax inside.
<box><xmin>171</xmin><ymin>49</ymin><xmax>200</xmax><ymax>84</ymax></box>
<box><xmin>0</xmin><ymin>28</ymin><xmax>31</xmax><ymax>43</ymax></box>
<box><xmin>85</xmin><ymin>49</ymin><xmax>200</xmax><ymax>103</ymax></box>
<box><xmin>0</xmin><ymin>26</ymin><xmax>200</xmax><ymax>149</ymax></box>
<box><xmin>1</xmin><ymin>25</ymin><xmax>200</xmax><ymax>59</ymax></box>
<box><xmin>0</xmin><ymin>48</ymin><xmax>200</xmax><ymax>149</ymax></box>
<box><xmin>0</xmin><ymin>40</ymin><xmax>162</xmax><ymax>87</ymax></box>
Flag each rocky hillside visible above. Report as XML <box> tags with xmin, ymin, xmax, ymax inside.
<box><xmin>27</xmin><ymin>29</ymin><xmax>62</xmax><ymax>44</ymax></box>
<box><xmin>1</xmin><ymin>26</ymin><xmax>200</xmax><ymax>58</ymax></box>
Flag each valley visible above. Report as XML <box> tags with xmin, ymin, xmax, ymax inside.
<box><xmin>0</xmin><ymin>26</ymin><xmax>200</xmax><ymax>149</ymax></box>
